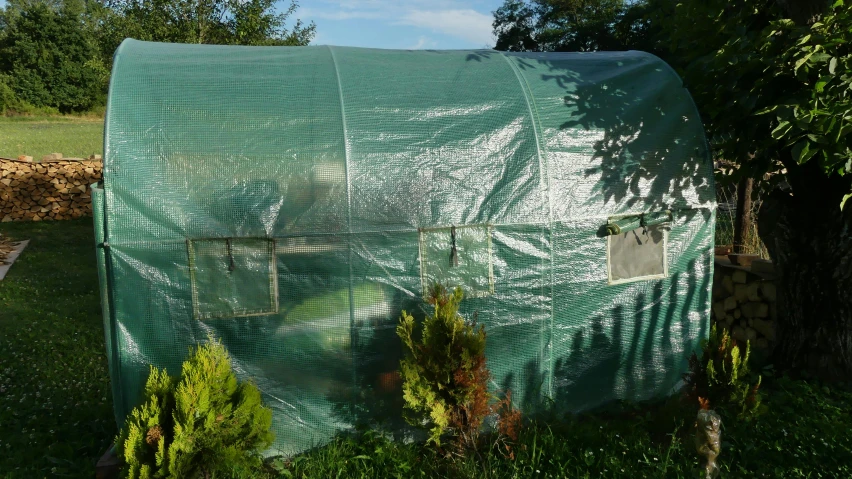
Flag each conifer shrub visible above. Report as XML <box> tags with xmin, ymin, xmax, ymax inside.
<box><xmin>683</xmin><ymin>323</ymin><xmax>762</xmax><ymax>420</ymax></box>
<box><xmin>116</xmin><ymin>336</ymin><xmax>274</xmax><ymax>478</ymax></box>
<box><xmin>396</xmin><ymin>284</ymin><xmax>520</xmax><ymax>453</ymax></box>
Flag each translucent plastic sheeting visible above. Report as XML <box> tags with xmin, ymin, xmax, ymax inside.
<box><xmin>96</xmin><ymin>40</ymin><xmax>716</xmax><ymax>455</ymax></box>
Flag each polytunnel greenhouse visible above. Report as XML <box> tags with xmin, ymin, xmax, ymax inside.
<box><xmin>94</xmin><ymin>39</ymin><xmax>716</xmax><ymax>454</ymax></box>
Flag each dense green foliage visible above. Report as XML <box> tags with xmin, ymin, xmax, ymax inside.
<box><xmin>492</xmin><ymin>0</ymin><xmax>658</xmax><ymax>53</ymax></box>
<box><xmin>0</xmin><ymin>0</ymin><xmax>106</xmax><ymax>113</ymax></box>
<box><xmin>657</xmin><ymin>0</ymin><xmax>851</xmax><ymax>206</ymax></box>
<box><xmin>683</xmin><ymin>324</ymin><xmax>763</xmax><ymax>420</ymax></box>
<box><xmin>0</xmin><ymin>73</ymin><xmax>54</xmax><ymax>114</ymax></box>
<box><xmin>116</xmin><ymin>337</ymin><xmax>274</xmax><ymax>478</ymax></box>
<box><xmin>0</xmin><ymin>0</ymin><xmax>315</xmax><ymax>114</ymax></box>
<box><xmin>655</xmin><ymin>0</ymin><xmax>852</xmax><ymax>380</ymax></box>
<box><xmin>397</xmin><ymin>284</ymin><xmax>492</xmax><ymax>449</ymax></box>
<box><xmin>97</xmin><ymin>0</ymin><xmax>315</xmax><ymax>65</ymax></box>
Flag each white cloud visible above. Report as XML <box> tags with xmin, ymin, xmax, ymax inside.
<box><xmin>327</xmin><ymin>0</ymin><xmax>463</xmax><ymax>10</ymax></box>
<box><xmin>407</xmin><ymin>36</ymin><xmax>438</xmax><ymax>50</ymax></box>
<box><xmin>302</xmin><ymin>1</ymin><xmax>497</xmax><ymax>48</ymax></box>
<box><xmin>298</xmin><ymin>7</ymin><xmax>383</xmax><ymax>21</ymax></box>
<box><xmin>398</xmin><ymin>9</ymin><xmax>495</xmax><ymax>47</ymax></box>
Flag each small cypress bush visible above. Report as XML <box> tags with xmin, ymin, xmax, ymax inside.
<box><xmin>683</xmin><ymin>323</ymin><xmax>762</xmax><ymax>419</ymax></box>
<box><xmin>116</xmin><ymin>336</ymin><xmax>274</xmax><ymax>478</ymax></box>
<box><xmin>397</xmin><ymin>284</ymin><xmax>518</xmax><ymax>452</ymax></box>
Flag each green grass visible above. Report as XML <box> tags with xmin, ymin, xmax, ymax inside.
<box><xmin>0</xmin><ymin>116</ymin><xmax>104</xmax><ymax>161</ymax></box>
<box><xmin>0</xmin><ymin>218</ymin><xmax>114</xmax><ymax>478</ymax></box>
<box><xmin>266</xmin><ymin>375</ymin><xmax>852</xmax><ymax>478</ymax></box>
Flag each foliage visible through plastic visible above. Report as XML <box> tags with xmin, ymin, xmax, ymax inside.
<box><xmin>116</xmin><ymin>336</ymin><xmax>274</xmax><ymax>478</ymax></box>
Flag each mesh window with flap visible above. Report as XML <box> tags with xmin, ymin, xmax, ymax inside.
<box><xmin>608</xmin><ymin>223</ymin><xmax>666</xmax><ymax>283</ymax></box>
<box><xmin>419</xmin><ymin>224</ymin><xmax>494</xmax><ymax>298</ymax></box>
<box><xmin>187</xmin><ymin>238</ymin><xmax>278</xmax><ymax>320</ymax></box>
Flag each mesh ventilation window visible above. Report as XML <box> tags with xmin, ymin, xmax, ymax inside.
<box><xmin>607</xmin><ymin>223</ymin><xmax>667</xmax><ymax>284</ymax></box>
<box><xmin>187</xmin><ymin>238</ymin><xmax>278</xmax><ymax>320</ymax></box>
<box><xmin>419</xmin><ymin>225</ymin><xmax>494</xmax><ymax>298</ymax></box>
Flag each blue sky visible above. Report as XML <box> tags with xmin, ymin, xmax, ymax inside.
<box><xmin>0</xmin><ymin>0</ymin><xmax>504</xmax><ymax>49</ymax></box>
<box><xmin>299</xmin><ymin>0</ymin><xmax>504</xmax><ymax>50</ymax></box>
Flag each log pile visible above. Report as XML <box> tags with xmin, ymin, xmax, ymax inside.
<box><xmin>712</xmin><ymin>263</ymin><xmax>777</xmax><ymax>350</ymax></box>
<box><xmin>0</xmin><ymin>233</ymin><xmax>14</xmax><ymax>264</ymax></box>
<box><xmin>1</xmin><ymin>154</ymin><xmax>102</xmax><ymax>222</ymax></box>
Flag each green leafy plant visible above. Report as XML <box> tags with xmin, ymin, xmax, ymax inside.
<box><xmin>396</xmin><ymin>284</ymin><xmax>501</xmax><ymax>451</ymax></box>
<box><xmin>684</xmin><ymin>323</ymin><xmax>762</xmax><ymax>420</ymax></box>
<box><xmin>116</xmin><ymin>335</ymin><xmax>274</xmax><ymax>478</ymax></box>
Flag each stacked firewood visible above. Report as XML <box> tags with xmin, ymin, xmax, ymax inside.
<box><xmin>0</xmin><ymin>233</ymin><xmax>14</xmax><ymax>264</ymax></box>
<box><xmin>712</xmin><ymin>265</ymin><xmax>777</xmax><ymax>350</ymax></box>
<box><xmin>0</xmin><ymin>154</ymin><xmax>102</xmax><ymax>222</ymax></box>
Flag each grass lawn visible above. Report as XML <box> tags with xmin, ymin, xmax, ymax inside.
<box><xmin>0</xmin><ymin>116</ymin><xmax>104</xmax><ymax>161</ymax></box>
<box><xmin>272</xmin><ymin>375</ymin><xmax>852</xmax><ymax>478</ymax></box>
<box><xmin>0</xmin><ymin>218</ymin><xmax>114</xmax><ymax>478</ymax></box>
<box><xmin>1</xmin><ymin>219</ymin><xmax>851</xmax><ymax>478</ymax></box>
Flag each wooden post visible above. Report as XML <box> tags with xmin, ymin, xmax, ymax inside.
<box><xmin>95</xmin><ymin>443</ymin><xmax>120</xmax><ymax>479</ymax></box>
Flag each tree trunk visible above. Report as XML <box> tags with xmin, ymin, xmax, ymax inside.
<box><xmin>733</xmin><ymin>177</ymin><xmax>753</xmax><ymax>254</ymax></box>
<box><xmin>758</xmin><ymin>178</ymin><xmax>852</xmax><ymax>381</ymax></box>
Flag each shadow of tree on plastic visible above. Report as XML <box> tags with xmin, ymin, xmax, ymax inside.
<box><xmin>504</xmin><ymin>53</ymin><xmax>714</xmax><ymax>212</ymax></box>
<box><xmin>477</xmin><ymin>53</ymin><xmax>714</xmax><ymax>416</ymax></box>
<box><xmin>498</xmin><ymin>257</ymin><xmax>709</xmax><ymax>420</ymax></box>
<box><xmin>267</xmin><ymin>51</ymin><xmax>716</xmax><ymax>442</ymax></box>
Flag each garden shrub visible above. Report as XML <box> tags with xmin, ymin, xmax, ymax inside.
<box><xmin>683</xmin><ymin>323</ymin><xmax>762</xmax><ymax>420</ymax></box>
<box><xmin>116</xmin><ymin>336</ymin><xmax>274</xmax><ymax>479</ymax></box>
<box><xmin>0</xmin><ymin>76</ymin><xmax>17</xmax><ymax>114</ymax></box>
<box><xmin>0</xmin><ymin>74</ymin><xmax>59</xmax><ymax>115</ymax></box>
<box><xmin>0</xmin><ymin>75</ymin><xmax>27</xmax><ymax>115</ymax></box>
<box><xmin>493</xmin><ymin>390</ymin><xmax>523</xmax><ymax>459</ymax></box>
<box><xmin>397</xmin><ymin>284</ymin><xmax>520</xmax><ymax>452</ymax></box>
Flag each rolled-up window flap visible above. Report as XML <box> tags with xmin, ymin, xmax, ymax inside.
<box><xmin>604</xmin><ymin>210</ymin><xmax>673</xmax><ymax>236</ymax></box>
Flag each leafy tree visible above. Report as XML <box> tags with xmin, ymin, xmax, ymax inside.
<box><xmin>654</xmin><ymin>0</ymin><xmax>852</xmax><ymax>380</ymax></box>
<box><xmin>492</xmin><ymin>0</ymin><xmax>540</xmax><ymax>51</ymax></box>
<box><xmin>0</xmin><ymin>73</ymin><xmax>37</xmax><ymax>113</ymax></box>
<box><xmin>492</xmin><ymin>0</ymin><xmax>658</xmax><ymax>53</ymax></box>
<box><xmin>98</xmin><ymin>0</ymin><xmax>315</xmax><ymax>65</ymax></box>
<box><xmin>0</xmin><ymin>0</ymin><xmax>107</xmax><ymax>112</ymax></box>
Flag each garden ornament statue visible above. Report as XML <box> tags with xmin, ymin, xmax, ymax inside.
<box><xmin>694</xmin><ymin>409</ymin><xmax>722</xmax><ymax>479</ymax></box>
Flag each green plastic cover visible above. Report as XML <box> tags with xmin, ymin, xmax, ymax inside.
<box><xmin>96</xmin><ymin>40</ymin><xmax>716</xmax><ymax>455</ymax></box>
